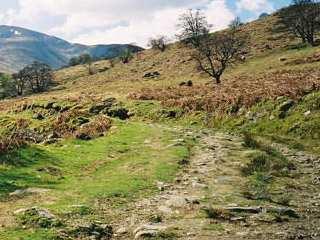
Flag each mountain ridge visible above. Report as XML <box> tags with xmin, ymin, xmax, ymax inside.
<box><xmin>0</xmin><ymin>25</ymin><xmax>142</xmax><ymax>73</ymax></box>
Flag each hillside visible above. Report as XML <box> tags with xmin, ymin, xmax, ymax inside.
<box><xmin>0</xmin><ymin>11</ymin><xmax>320</xmax><ymax>240</ymax></box>
<box><xmin>0</xmin><ymin>25</ymin><xmax>142</xmax><ymax>73</ymax></box>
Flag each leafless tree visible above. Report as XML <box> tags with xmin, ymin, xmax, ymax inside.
<box><xmin>177</xmin><ymin>9</ymin><xmax>211</xmax><ymax>48</ymax></box>
<box><xmin>193</xmin><ymin>31</ymin><xmax>247</xmax><ymax>84</ymax></box>
<box><xmin>148</xmin><ymin>36</ymin><xmax>168</xmax><ymax>52</ymax></box>
<box><xmin>280</xmin><ymin>0</ymin><xmax>320</xmax><ymax>46</ymax></box>
<box><xmin>229</xmin><ymin>17</ymin><xmax>243</xmax><ymax>30</ymax></box>
<box><xmin>177</xmin><ymin>9</ymin><xmax>247</xmax><ymax>84</ymax></box>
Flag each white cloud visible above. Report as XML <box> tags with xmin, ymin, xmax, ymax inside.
<box><xmin>0</xmin><ymin>0</ymin><xmax>235</xmax><ymax>47</ymax></box>
<box><xmin>236</xmin><ymin>0</ymin><xmax>274</xmax><ymax>13</ymax></box>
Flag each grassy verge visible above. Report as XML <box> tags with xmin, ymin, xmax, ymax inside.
<box><xmin>210</xmin><ymin>91</ymin><xmax>320</xmax><ymax>155</ymax></box>
<box><xmin>0</xmin><ymin>121</ymin><xmax>194</xmax><ymax>239</ymax></box>
<box><xmin>241</xmin><ymin>133</ymin><xmax>293</xmax><ymax>204</ymax></box>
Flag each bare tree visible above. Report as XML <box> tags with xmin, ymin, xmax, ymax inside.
<box><xmin>177</xmin><ymin>9</ymin><xmax>247</xmax><ymax>84</ymax></box>
<box><xmin>280</xmin><ymin>0</ymin><xmax>320</xmax><ymax>46</ymax></box>
<box><xmin>193</xmin><ymin>31</ymin><xmax>247</xmax><ymax>84</ymax></box>
<box><xmin>229</xmin><ymin>17</ymin><xmax>243</xmax><ymax>30</ymax></box>
<box><xmin>148</xmin><ymin>36</ymin><xmax>168</xmax><ymax>52</ymax></box>
<box><xmin>20</xmin><ymin>62</ymin><xmax>53</xmax><ymax>93</ymax></box>
<box><xmin>177</xmin><ymin>9</ymin><xmax>211</xmax><ymax>48</ymax></box>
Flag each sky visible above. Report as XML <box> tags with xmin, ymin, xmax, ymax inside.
<box><xmin>0</xmin><ymin>0</ymin><xmax>291</xmax><ymax>47</ymax></box>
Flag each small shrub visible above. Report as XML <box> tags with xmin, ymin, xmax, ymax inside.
<box><xmin>244</xmin><ymin>172</ymin><xmax>273</xmax><ymax>200</ymax></box>
<box><xmin>119</xmin><ymin>49</ymin><xmax>133</xmax><ymax>64</ymax></box>
<box><xmin>148</xmin><ymin>36</ymin><xmax>168</xmax><ymax>52</ymax></box>
<box><xmin>241</xmin><ymin>153</ymin><xmax>270</xmax><ymax>176</ymax></box>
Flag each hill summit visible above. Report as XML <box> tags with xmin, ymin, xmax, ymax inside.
<box><xmin>0</xmin><ymin>25</ymin><xmax>142</xmax><ymax>73</ymax></box>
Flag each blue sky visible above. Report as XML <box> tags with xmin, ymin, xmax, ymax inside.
<box><xmin>0</xmin><ymin>0</ymin><xmax>291</xmax><ymax>46</ymax></box>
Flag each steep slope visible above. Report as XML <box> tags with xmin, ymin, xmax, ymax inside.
<box><xmin>0</xmin><ymin>25</ymin><xmax>142</xmax><ymax>73</ymax></box>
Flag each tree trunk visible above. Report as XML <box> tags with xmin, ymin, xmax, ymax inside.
<box><xmin>215</xmin><ymin>75</ymin><xmax>221</xmax><ymax>84</ymax></box>
<box><xmin>309</xmin><ymin>38</ymin><xmax>315</xmax><ymax>46</ymax></box>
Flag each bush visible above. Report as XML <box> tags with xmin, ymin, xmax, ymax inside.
<box><xmin>12</xmin><ymin>62</ymin><xmax>53</xmax><ymax>95</ymax></box>
<box><xmin>148</xmin><ymin>36</ymin><xmax>168</xmax><ymax>52</ymax></box>
<box><xmin>119</xmin><ymin>49</ymin><xmax>133</xmax><ymax>64</ymax></box>
<box><xmin>69</xmin><ymin>54</ymin><xmax>92</xmax><ymax>66</ymax></box>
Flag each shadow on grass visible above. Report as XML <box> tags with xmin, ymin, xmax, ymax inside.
<box><xmin>0</xmin><ymin>145</ymin><xmax>58</xmax><ymax>167</ymax></box>
<box><xmin>0</xmin><ymin>146</ymin><xmax>60</xmax><ymax>199</ymax></box>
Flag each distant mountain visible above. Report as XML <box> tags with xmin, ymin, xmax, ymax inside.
<box><xmin>0</xmin><ymin>25</ymin><xmax>142</xmax><ymax>73</ymax></box>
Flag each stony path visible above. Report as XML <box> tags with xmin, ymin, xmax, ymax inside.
<box><xmin>112</xmin><ymin>131</ymin><xmax>245</xmax><ymax>239</ymax></box>
<box><xmin>112</xmin><ymin>130</ymin><xmax>320</xmax><ymax>240</ymax></box>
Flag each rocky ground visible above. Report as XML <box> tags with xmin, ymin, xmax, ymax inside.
<box><xmin>109</xmin><ymin>130</ymin><xmax>320</xmax><ymax>240</ymax></box>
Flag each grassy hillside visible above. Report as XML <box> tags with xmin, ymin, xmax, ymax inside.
<box><xmin>0</xmin><ymin>12</ymin><xmax>320</xmax><ymax>240</ymax></box>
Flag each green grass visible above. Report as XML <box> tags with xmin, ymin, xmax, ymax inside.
<box><xmin>227</xmin><ymin>44</ymin><xmax>320</xmax><ymax>77</ymax></box>
<box><xmin>0</xmin><ymin>229</ymin><xmax>57</xmax><ymax>240</ymax></box>
<box><xmin>240</xmin><ymin>134</ymin><xmax>293</xmax><ymax>203</ymax></box>
<box><xmin>0</xmin><ymin>121</ymin><xmax>193</xmax><ymax>239</ymax></box>
<box><xmin>211</xmin><ymin>91</ymin><xmax>320</xmax><ymax>155</ymax></box>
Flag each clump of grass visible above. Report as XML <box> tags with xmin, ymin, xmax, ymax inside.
<box><xmin>241</xmin><ymin>152</ymin><xmax>270</xmax><ymax>176</ymax></box>
<box><xmin>243</xmin><ymin>172</ymin><xmax>273</xmax><ymax>200</ymax></box>
<box><xmin>242</xmin><ymin>132</ymin><xmax>260</xmax><ymax>148</ymax></box>
<box><xmin>241</xmin><ymin>134</ymin><xmax>294</xmax><ymax>202</ymax></box>
<box><xmin>149</xmin><ymin>214</ymin><xmax>163</xmax><ymax>223</ymax></box>
<box><xmin>70</xmin><ymin>205</ymin><xmax>94</xmax><ymax>216</ymax></box>
<box><xmin>274</xmin><ymin>193</ymin><xmax>292</xmax><ymax>206</ymax></box>
<box><xmin>242</xmin><ymin>133</ymin><xmax>293</xmax><ymax>175</ymax></box>
<box><xmin>203</xmin><ymin>207</ymin><xmax>233</xmax><ymax>220</ymax></box>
